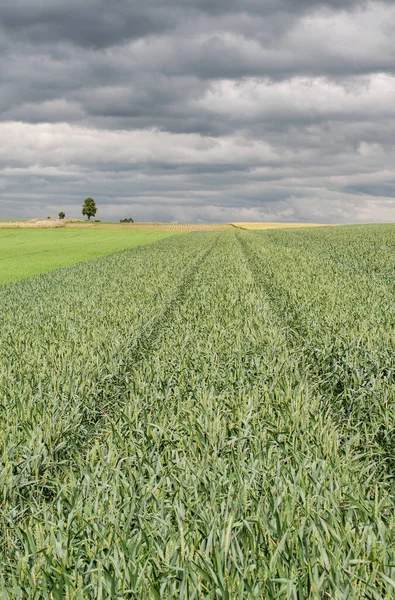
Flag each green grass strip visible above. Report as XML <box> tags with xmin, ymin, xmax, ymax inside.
<box><xmin>0</xmin><ymin>228</ymin><xmax>181</xmax><ymax>286</ymax></box>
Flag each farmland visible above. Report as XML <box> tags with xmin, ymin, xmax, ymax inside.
<box><xmin>67</xmin><ymin>222</ymin><xmax>233</xmax><ymax>232</ymax></box>
<box><xmin>0</xmin><ymin>228</ymin><xmax>179</xmax><ymax>286</ymax></box>
<box><xmin>0</xmin><ymin>224</ymin><xmax>394</xmax><ymax>598</ymax></box>
<box><xmin>0</xmin><ymin>220</ymin><xmax>233</xmax><ymax>232</ymax></box>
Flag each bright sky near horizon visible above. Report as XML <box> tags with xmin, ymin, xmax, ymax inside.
<box><xmin>1</xmin><ymin>0</ymin><xmax>394</xmax><ymax>223</ymax></box>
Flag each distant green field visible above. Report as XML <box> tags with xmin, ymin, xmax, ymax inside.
<box><xmin>0</xmin><ymin>228</ymin><xmax>179</xmax><ymax>286</ymax></box>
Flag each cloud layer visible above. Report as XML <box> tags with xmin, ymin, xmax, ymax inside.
<box><xmin>1</xmin><ymin>0</ymin><xmax>394</xmax><ymax>222</ymax></box>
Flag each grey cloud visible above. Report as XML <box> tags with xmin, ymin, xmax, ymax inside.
<box><xmin>344</xmin><ymin>183</ymin><xmax>395</xmax><ymax>197</ymax></box>
<box><xmin>0</xmin><ymin>1</ymin><xmax>173</xmax><ymax>48</ymax></box>
<box><xmin>0</xmin><ymin>0</ymin><xmax>394</xmax><ymax>222</ymax></box>
<box><xmin>0</xmin><ymin>0</ymin><xmax>368</xmax><ymax>48</ymax></box>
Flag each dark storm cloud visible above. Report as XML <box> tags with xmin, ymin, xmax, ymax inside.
<box><xmin>0</xmin><ymin>0</ymin><xmax>394</xmax><ymax>222</ymax></box>
<box><xmin>0</xmin><ymin>0</ymin><xmax>375</xmax><ymax>48</ymax></box>
<box><xmin>0</xmin><ymin>0</ymin><xmax>172</xmax><ymax>47</ymax></box>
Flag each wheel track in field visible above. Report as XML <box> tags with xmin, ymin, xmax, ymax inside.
<box><xmin>65</xmin><ymin>234</ymin><xmax>221</xmax><ymax>457</ymax></box>
<box><xmin>235</xmin><ymin>231</ymin><xmax>311</xmax><ymax>342</ymax></box>
<box><xmin>236</xmin><ymin>231</ymin><xmax>395</xmax><ymax>473</ymax></box>
<box><xmin>95</xmin><ymin>233</ymin><xmax>220</xmax><ymax>409</ymax></box>
<box><xmin>235</xmin><ymin>229</ymin><xmax>323</xmax><ymax>396</ymax></box>
<box><xmin>236</xmin><ymin>230</ymin><xmax>364</xmax><ymax>400</ymax></box>
<box><xmin>236</xmin><ymin>230</ymin><xmax>394</xmax><ymax>393</ymax></box>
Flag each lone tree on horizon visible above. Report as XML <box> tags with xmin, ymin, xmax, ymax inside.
<box><xmin>59</xmin><ymin>211</ymin><xmax>65</xmax><ymax>219</ymax></box>
<box><xmin>82</xmin><ymin>197</ymin><xmax>97</xmax><ymax>220</ymax></box>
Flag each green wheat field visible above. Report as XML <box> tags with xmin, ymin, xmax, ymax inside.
<box><xmin>0</xmin><ymin>224</ymin><xmax>394</xmax><ymax>598</ymax></box>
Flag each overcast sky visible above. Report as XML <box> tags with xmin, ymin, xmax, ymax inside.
<box><xmin>1</xmin><ymin>0</ymin><xmax>394</xmax><ymax>223</ymax></box>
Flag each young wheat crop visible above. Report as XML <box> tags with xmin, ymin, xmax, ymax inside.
<box><xmin>0</xmin><ymin>226</ymin><xmax>394</xmax><ymax>598</ymax></box>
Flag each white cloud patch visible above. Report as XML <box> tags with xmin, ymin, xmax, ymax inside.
<box><xmin>199</xmin><ymin>74</ymin><xmax>395</xmax><ymax>121</ymax></box>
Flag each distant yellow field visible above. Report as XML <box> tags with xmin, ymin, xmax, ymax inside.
<box><xmin>66</xmin><ymin>222</ymin><xmax>233</xmax><ymax>232</ymax></box>
<box><xmin>231</xmin><ymin>222</ymin><xmax>326</xmax><ymax>230</ymax></box>
<box><xmin>0</xmin><ymin>219</ymin><xmax>65</xmax><ymax>229</ymax></box>
<box><xmin>0</xmin><ymin>220</ymin><xmax>233</xmax><ymax>231</ymax></box>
